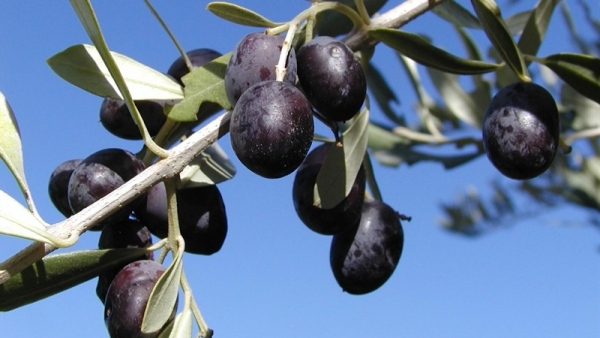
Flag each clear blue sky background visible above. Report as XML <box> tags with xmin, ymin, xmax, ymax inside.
<box><xmin>1</xmin><ymin>1</ymin><xmax>599</xmax><ymax>337</ymax></box>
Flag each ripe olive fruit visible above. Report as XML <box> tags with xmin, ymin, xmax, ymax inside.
<box><xmin>48</xmin><ymin>159</ymin><xmax>82</xmax><ymax>218</ymax></box>
<box><xmin>167</xmin><ymin>48</ymin><xmax>222</xmax><ymax>85</ymax></box>
<box><xmin>96</xmin><ymin>219</ymin><xmax>154</xmax><ymax>304</ymax></box>
<box><xmin>68</xmin><ymin>148</ymin><xmax>145</xmax><ymax>227</ymax></box>
<box><xmin>482</xmin><ymin>82</ymin><xmax>560</xmax><ymax>180</ymax></box>
<box><xmin>100</xmin><ymin>98</ymin><xmax>166</xmax><ymax>140</ymax></box>
<box><xmin>229</xmin><ymin>80</ymin><xmax>314</xmax><ymax>179</ymax></box>
<box><xmin>104</xmin><ymin>260</ymin><xmax>174</xmax><ymax>338</ymax></box>
<box><xmin>297</xmin><ymin>36</ymin><xmax>366</xmax><ymax>122</ymax></box>
<box><xmin>330</xmin><ymin>200</ymin><xmax>404</xmax><ymax>295</ymax></box>
<box><xmin>292</xmin><ymin>143</ymin><xmax>366</xmax><ymax>235</ymax></box>
<box><xmin>225</xmin><ymin>32</ymin><xmax>297</xmax><ymax>107</ymax></box>
<box><xmin>134</xmin><ymin>182</ymin><xmax>228</xmax><ymax>255</ymax></box>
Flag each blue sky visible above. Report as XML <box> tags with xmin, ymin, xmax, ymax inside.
<box><xmin>0</xmin><ymin>1</ymin><xmax>599</xmax><ymax>337</ymax></box>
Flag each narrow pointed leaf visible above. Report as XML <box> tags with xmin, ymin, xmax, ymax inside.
<box><xmin>366</xmin><ymin>63</ymin><xmax>402</xmax><ymax>125</ymax></box>
<box><xmin>168</xmin><ymin>53</ymin><xmax>231</xmax><ymax>122</ymax></box>
<box><xmin>471</xmin><ymin>0</ymin><xmax>529</xmax><ymax>81</ymax></box>
<box><xmin>142</xmin><ymin>251</ymin><xmax>183</xmax><ymax>333</ymax></box>
<box><xmin>433</xmin><ymin>0</ymin><xmax>481</xmax><ymax>28</ymax></box>
<box><xmin>316</xmin><ymin>0</ymin><xmax>388</xmax><ymax>37</ymax></box>
<box><xmin>0</xmin><ymin>191</ymin><xmax>77</xmax><ymax>247</ymax></box>
<box><xmin>207</xmin><ymin>2</ymin><xmax>282</xmax><ymax>28</ymax></box>
<box><xmin>167</xmin><ymin>306</ymin><xmax>193</xmax><ymax>338</ymax></box>
<box><xmin>427</xmin><ymin>68</ymin><xmax>482</xmax><ymax>127</ymax></box>
<box><xmin>518</xmin><ymin>0</ymin><xmax>560</xmax><ymax>57</ymax></box>
<box><xmin>47</xmin><ymin>44</ymin><xmax>183</xmax><ymax>100</ymax></box>
<box><xmin>504</xmin><ymin>10</ymin><xmax>532</xmax><ymax>36</ymax></box>
<box><xmin>178</xmin><ymin>143</ymin><xmax>236</xmax><ymax>188</ymax></box>
<box><xmin>534</xmin><ymin>53</ymin><xmax>600</xmax><ymax>104</ymax></box>
<box><xmin>369</xmin><ymin>28</ymin><xmax>502</xmax><ymax>75</ymax></box>
<box><xmin>0</xmin><ymin>93</ymin><xmax>36</xmax><ymax>212</ymax></box>
<box><xmin>315</xmin><ymin>107</ymin><xmax>369</xmax><ymax>209</ymax></box>
<box><xmin>0</xmin><ymin>248</ymin><xmax>151</xmax><ymax>312</ymax></box>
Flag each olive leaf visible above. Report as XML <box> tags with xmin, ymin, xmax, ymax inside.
<box><xmin>453</xmin><ymin>27</ymin><xmax>492</xmax><ymax>110</ymax></box>
<box><xmin>168</xmin><ymin>53</ymin><xmax>231</xmax><ymax>122</ymax></box>
<box><xmin>517</xmin><ymin>0</ymin><xmax>561</xmax><ymax>57</ymax></box>
<box><xmin>532</xmin><ymin>53</ymin><xmax>600</xmax><ymax>104</ymax></box>
<box><xmin>0</xmin><ymin>92</ymin><xmax>37</xmax><ymax>214</ymax></box>
<box><xmin>366</xmin><ymin>63</ymin><xmax>403</xmax><ymax>125</ymax></box>
<box><xmin>142</xmin><ymin>249</ymin><xmax>183</xmax><ymax>333</ymax></box>
<box><xmin>426</xmin><ymin>68</ymin><xmax>483</xmax><ymax>128</ymax></box>
<box><xmin>369</xmin><ymin>28</ymin><xmax>502</xmax><ymax>75</ymax></box>
<box><xmin>315</xmin><ymin>107</ymin><xmax>370</xmax><ymax>209</ymax></box>
<box><xmin>178</xmin><ymin>142</ymin><xmax>236</xmax><ymax>189</ymax></box>
<box><xmin>47</xmin><ymin>44</ymin><xmax>183</xmax><ymax>101</ymax></box>
<box><xmin>158</xmin><ymin>306</ymin><xmax>192</xmax><ymax>338</ymax></box>
<box><xmin>504</xmin><ymin>10</ymin><xmax>532</xmax><ymax>36</ymax></box>
<box><xmin>561</xmin><ymin>84</ymin><xmax>600</xmax><ymax>131</ymax></box>
<box><xmin>367</xmin><ymin>122</ymin><xmax>483</xmax><ymax>168</ymax></box>
<box><xmin>0</xmin><ymin>248</ymin><xmax>152</xmax><ymax>312</ymax></box>
<box><xmin>315</xmin><ymin>0</ymin><xmax>387</xmax><ymax>37</ymax></box>
<box><xmin>433</xmin><ymin>0</ymin><xmax>481</xmax><ymax>29</ymax></box>
<box><xmin>470</xmin><ymin>0</ymin><xmax>530</xmax><ymax>81</ymax></box>
<box><xmin>206</xmin><ymin>2</ymin><xmax>283</xmax><ymax>28</ymax></box>
<box><xmin>0</xmin><ymin>190</ymin><xmax>78</xmax><ymax>248</ymax></box>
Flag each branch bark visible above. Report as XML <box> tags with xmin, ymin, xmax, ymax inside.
<box><xmin>0</xmin><ymin>0</ymin><xmax>447</xmax><ymax>285</ymax></box>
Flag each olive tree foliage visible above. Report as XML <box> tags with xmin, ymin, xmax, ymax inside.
<box><xmin>0</xmin><ymin>0</ymin><xmax>598</xmax><ymax>336</ymax></box>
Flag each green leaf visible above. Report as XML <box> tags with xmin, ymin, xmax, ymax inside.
<box><xmin>369</xmin><ymin>28</ymin><xmax>502</xmax><ymax>75</ymax></box>
<box><xmin>367</xmin><ymin>123</ymin><xmax>483</xmax><ymax>168</ymax></box>
<box><xmin>142</xmin><ymin>250</ymin><xmax>182</xmax><ymax>333</ymax></box>
<box><xmin>0</xmin><ymin>248</ymin><xmax>152</xmax><ymax>311</ymax></box>
<box><xmin>47</xmin><ymin>44</ymin><xmax>183</xmax><ymax>100</ymax></box>
<box><xmin>207</xmin><ymin>2</ymin><xmax>283</xmax><ymax>28</ymax></box>
<box><xmin>426</xmin><ymin>68</ymin><xmax>483</xmax><ymax>128</ymax></box>
<box><xmin>167</xmin><ymin>306</ymin><xmax>193</xmax><ymax>338</ymax></box>
<box><xmin>504</xmin><ymin>10</ymin><xmax>532</xmax><ymax>36</ymax></box>
<box><xmin>315</xmin><ymin>107</ymin><xmax>370</xmax><ymax>209</ymax></box>
<box><xmin>316</xmin><ymin>0</ymin><xmax>388</xmax><ymax>37</ymax></box>
<box><xmin>433</xmin><ymin>0</ymin><xmax>481</xmax><ymax>28</ymax></box>
<box><xmin>534</xmin><ymin>53</ymin><xmax>600</xmax><ymax>104</ymax></box>
<box><xmin>178</xmin><ymin>142</ymin><xmax>236</xmax><ymax>188</ymax></box>
<box><xmin>0</xmin><ymin>191</ymin><xmax>76</xmax><ymax>247</ymax></box>
<box><xmin>168</xmin><ymin>53</ymin><xmax>232</xmax><ymax>122</ymax></box>
<box><xmin>561</xmin><ymin>84</ymin><xmax>600</xmax><ymax>131</ymax></box>
<box><xmin>518</xmin><ymin>0</ymin><xmax>560</xmax><ymax>57</ymax></box>
<box><xmin>366</xmin><ymin>63</ymin><xmax>403</xmax><ymax>125</ymax></box>
<box><xmin>0</xmin><ymin>92</ymin><xmax>37</xmax><ymax>214</ymax></box>
<box><xmin>470</xmin><ymin>0</ymin><xmax>529</xmax><ymax>81</ymax></box>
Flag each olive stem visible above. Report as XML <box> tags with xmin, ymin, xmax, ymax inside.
<box><xmin>164</xmin><ymin>177</ymin><xmax>183</xmax><ymax>252</ymax></box>
<box><xmin>563</xmin><ymin>127</ymin><xmax>600</xmax><ymax>148</ymax></box>
<box><xmin>181</xmin><ymin>271</ymin><xmax>212</xmax><ymax>337</ymax></box>
<box><xmin>558</xmin><ymin>135</ymin><xmax>574</xmax><ymax>154</ymax></box>
<box><xmin>355</xmin><ymin>0</ymin><xmax>371</xmax><ymax>25</ymax></box>
<box><xmin>363</xmin><ymin>151</ymin><xmax>383</xmax><ymax>202</ymax></box>
<box><xmin>144</xmin><ymin>0</ymin><xmax>193</xmax><ymax>72</ymax></box>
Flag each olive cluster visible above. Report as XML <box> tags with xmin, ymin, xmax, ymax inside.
<box><xmin>293</xmin><ymin>143</ymin><xmax>407</xmax><ymax>294</ymax></box>
<box><xmin>482</xmin><ymin>82</ymin><xmax>560</xmax><ymax>180</ymax></box>
<box><xmin>47</xmin><ymin>49</ymin><xmax>227</xmax><ymax>337</ymax></box>
<box><xmin>226</xmin><ymin>33</ymin><xmax>367</xmax><ymax>179</ymax></box>
<box><xmin>224</xmin><ymin>31</ymin><xmax>404</xmax><ymax>294</ymax></box>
